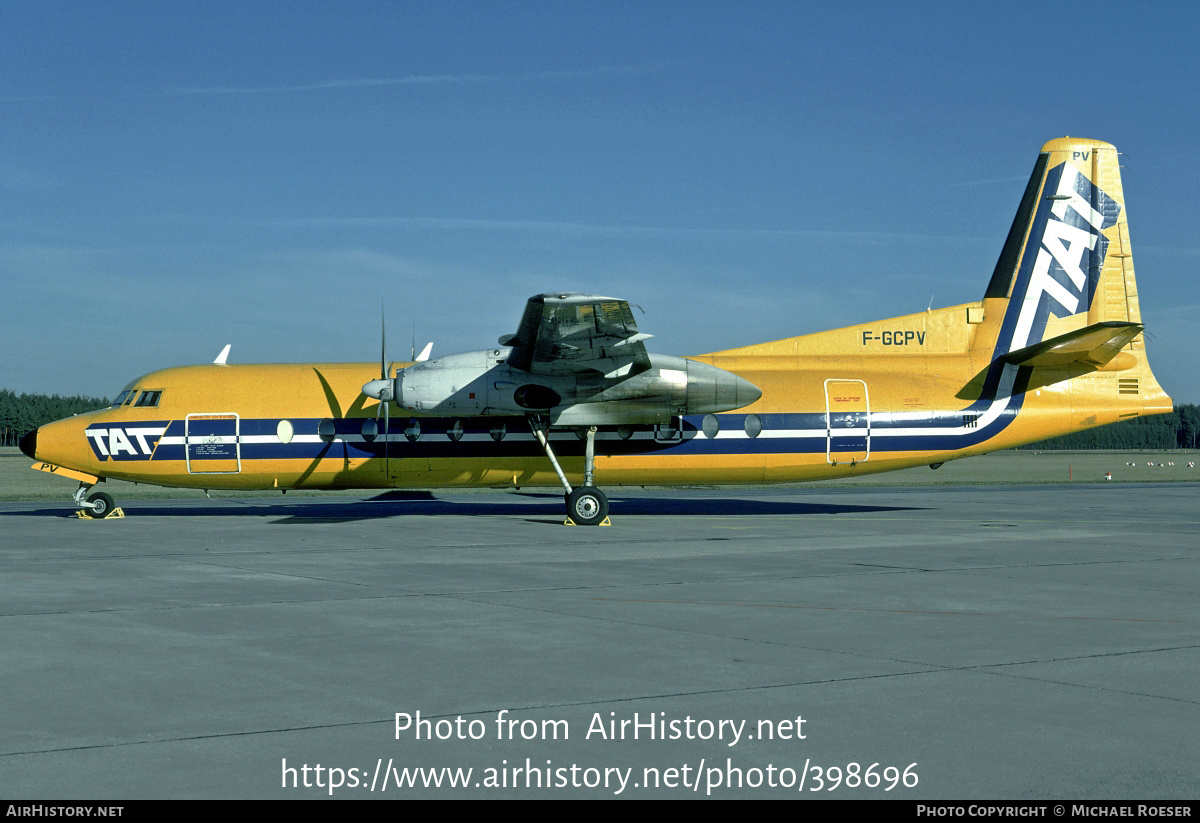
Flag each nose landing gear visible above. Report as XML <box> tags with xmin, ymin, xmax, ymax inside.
<box><xmin>73</xmin><ymin>483</ymin><xmax>122</xmax><ymax>519</ymax></box>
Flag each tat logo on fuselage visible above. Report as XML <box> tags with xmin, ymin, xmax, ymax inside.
<box><xmin>85</xmin><ymin>423</ymin><xmax>168</xmax><ymax>461</ymax></box>
<box><xmin>1005</xmin><ymin>161</ymin><xmax>1120</xmax><ymax>352</ymax></box>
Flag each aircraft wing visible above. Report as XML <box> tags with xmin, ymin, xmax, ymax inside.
<box><xmin>500</xmin><ymin>293</ymin><xmax>653</xmax><ymax>378</ymax></box>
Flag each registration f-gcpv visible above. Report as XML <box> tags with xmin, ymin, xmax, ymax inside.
<box><xmin>21</xmin><ymin>138</ymin><xmax>1173</xmax><ymax>524</ymax></box>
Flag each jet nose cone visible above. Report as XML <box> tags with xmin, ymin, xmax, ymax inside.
<box><xmin>18</xmin><ymin>428</ymin><xmax>37</xmax><ymax>460</ymax></box>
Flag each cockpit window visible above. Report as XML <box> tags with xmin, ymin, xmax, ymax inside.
<box><xmin>111</xmin><ymin>390</ymin><xmax>133</xmax><ymax>407</ymax></box>
<box><xmin>123</xmin><ymin>391</ymin><xmax>137</xmax><ymax>405</ymax></box>
<box><xmin>593</xmin><ymin>300</ymin><xmax>636</xmax><ymax>337</ymax></box>
<box><xmin>134</xmin><ymin>390</ymin><xmax>163</xmax><ymax>407</ymax></box>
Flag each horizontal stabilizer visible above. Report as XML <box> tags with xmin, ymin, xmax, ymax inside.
<box><xmin>1001</xmin><ymin>321</ymin><xmax>1143</xmax><ymax>368</ymax></box>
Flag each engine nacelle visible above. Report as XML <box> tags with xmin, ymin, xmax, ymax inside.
<box><xmin>368</xmin><ymin>350</ymin><xmax>761</xmax><ymax>425</ymax></box>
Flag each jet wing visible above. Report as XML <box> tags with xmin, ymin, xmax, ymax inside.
<box><xmin>500</xmin><ymin>293</ymin><xmax>653</xmax><ymax>378</ymax></box>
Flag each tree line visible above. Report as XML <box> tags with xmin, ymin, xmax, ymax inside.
<box><xmin>1015</xmin><ymin>403</ymin><xmax>1200</xmax><ymax>450</ymax></box>
<box><xmin>1</xmin><ymin>387</ymin><xmax>1197</xmax><ymax>451</ymax></box>
<box><xmin>0</xmin><ymin>389</ymin><xmax>109</xmax><ymax>447</ymax></box>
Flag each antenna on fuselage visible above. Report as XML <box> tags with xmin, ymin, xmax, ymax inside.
<box><xmin>213</xmin><ymin>344</ymin><xmax>231</xmax><ymax>365</ymax></box>
<box><xmin>411</xmin><ymin>321</ymin><xmax>432</xmax><ymax>362</ymax></box>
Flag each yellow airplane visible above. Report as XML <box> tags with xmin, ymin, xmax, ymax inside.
<box><xmin>20</xmin><ymin>137</ymin><xmax>1172</xmax><ymax>524</ymax></box>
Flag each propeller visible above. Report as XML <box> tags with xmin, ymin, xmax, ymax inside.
<box><xmin>363</xmin><ymin>308</ymin><xmax>394</xmax><ymax>474</ymax></box>
<box><xmin>362</xmin><ymin>311</ymin><xmax>433</xmax><ymax>476</ymax></box>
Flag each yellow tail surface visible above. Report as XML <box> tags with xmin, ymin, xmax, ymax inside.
<box><xmin>706</xmin><ymin>137</ymin><xmax>1171</xmax><ymax>459</ymax></box>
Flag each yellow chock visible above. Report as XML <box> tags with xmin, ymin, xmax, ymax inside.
<box><xmin>75</xmin><ymin>507</ymin><xmax>125</xmax><ymax>519</ymax></box>
<box><xmin>563</xmin><ymin>516</ymin><xmax>612</xmax><ymax>527</ymax></box>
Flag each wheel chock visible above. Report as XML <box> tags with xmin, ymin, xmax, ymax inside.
<box><xmin>563</xmin><ymin>516</ymin><xmax>612</xmax><ymax>527</ymax></box>
<box><xmin>75</xmin><ymin>507</ymin><xmax>125</xmax><ymax>519</ymax></box>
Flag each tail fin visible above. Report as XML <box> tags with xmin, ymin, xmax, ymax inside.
<box><xmin>982</xmin><ymin>137</ymin><xmax>1170</xmax><ymax>413</ymax></box>
<box><xmin>985</xmin><ymin>137</ymin><xmax>1142</xmax><ymax>355</ymax></box>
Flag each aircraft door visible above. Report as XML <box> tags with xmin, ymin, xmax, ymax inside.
<box><xmin>824</xmin><ymin>380</ymin><xmax>870</xmax><ymax>465</ymax></box>
<box><xmin>185</xmin><ymin>413</ymin><xmax>241</xmax><ymax>473</ymax></box>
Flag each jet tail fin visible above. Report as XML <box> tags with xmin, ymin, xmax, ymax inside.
<box><xmin>979</xmin><ymin>137</ymin><xmax>1170</xmax><ymax>414</ymax></box>
<box><xmin>984</xmin><ymin>137</ymin><xmax>1144</xmax><ymax>356</ymax></box>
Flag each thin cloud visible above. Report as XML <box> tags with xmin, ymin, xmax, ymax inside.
<box><xmin>1137</xmin><ymin>245</ymin><xmax>1200</xmax><ymax>258</ymax></box>
<box><xmin>947</xmin><ymin>175</ymin><xmax>1029</xmax><ymax>188</ymax></box>
<box><xmin>0</xmin><ymin>166</ymin><xmax>54</xmax><ymax>189</ymax></box>
<box><xmin>162</xmin><ymin>64</ymin><xmax>653</xmax><ymax>96</ymax></box>
<box><xmin>255</xmin><ymin>215</ymin><xmax>992</xmax><ymax>245</ymax></box>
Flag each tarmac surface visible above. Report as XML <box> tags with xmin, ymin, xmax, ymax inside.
<box><xmin>1</xmin><ymin>483</ymin><xmax>1196</xmax><ymax>799</ymax></box>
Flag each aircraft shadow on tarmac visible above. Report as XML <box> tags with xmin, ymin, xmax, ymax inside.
<box><xmin>4</xmin><ymin>491</ymin><xmax>926</xmax><ymax>523</ymax></box>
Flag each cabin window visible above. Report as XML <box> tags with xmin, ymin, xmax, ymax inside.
<box><xmin>134</xmin><ymin>390</ymin><xmax>163</xmax><ymax>407</ymax></box>
<box><xmin>277</xmin><ymin>420</ymin><xmax>294</xmax><ymax>444</ymax></box>
<box><xmin>318</xmin><ymin>419</ymin><xmax>336</xmax><ymax>443</ymax></box>
<box><xmin>702</xmin><ymin>414</ymin><xmax>720</xmax><ymax>439</ymax></box>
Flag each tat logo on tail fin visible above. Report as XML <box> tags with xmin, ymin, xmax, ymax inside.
<box><xmin>998</xmin><ymin>161</ymin><xmax>1120</xmax><ymax>355</ymax></box>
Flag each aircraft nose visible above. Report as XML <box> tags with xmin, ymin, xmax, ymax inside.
<box><xmin>18</xmin><ymin>428</ymin><xmax>37</xmax><ymax>460</ymax></box>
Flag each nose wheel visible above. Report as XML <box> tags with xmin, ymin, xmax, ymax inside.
<box><xmin>73</xmin><ymin>483</ymin><xmax>121</xmax><ymax>519</ymax></box>
<box><xmin>84</xmin><ymin>491</ymin><xmax>116</xmax><ymax>519</ymax></box>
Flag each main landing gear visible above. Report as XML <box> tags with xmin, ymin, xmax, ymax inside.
<box><xmin>73</xmin><ymin>483</ymin><xmax>120</xmax><ymax>519</ymax></box>
<box><xmin>528</xmin><ymin>416</ymin><xmax>610</xmax><ymax>526</ymax></box>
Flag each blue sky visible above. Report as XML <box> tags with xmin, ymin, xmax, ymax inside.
<box><xmin>3</xmin><ymin>1</ymin><xmax>1198</xmax><ymax>403</ymax></box>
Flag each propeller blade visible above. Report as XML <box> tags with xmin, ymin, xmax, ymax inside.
<box><xmin>363</xmin><ymin>306</ymin><xmax>396</xmax><ymax>401</ymax></box>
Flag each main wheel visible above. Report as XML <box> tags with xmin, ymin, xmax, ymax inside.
<box><xmin>566</xmin><ymin>486</ymin><xmax>608</xmax><ymax>526</ymax></box>
<box><xmin>84</xmin><ymin>491</ymin><xmax>115</xmax><ymax>519</ymax></box>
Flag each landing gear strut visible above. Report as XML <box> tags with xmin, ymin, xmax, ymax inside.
<box><xmin>74</xmin><ymin>483</ymin><xmax>117</xmax><ymax>519</ymax></box>
<box><xmin>528</xmin><ymin>416</ymin><xmax>609</xmax><ymax>526</ymax></box>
